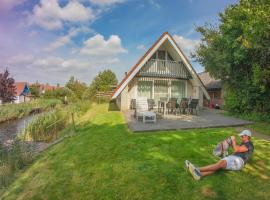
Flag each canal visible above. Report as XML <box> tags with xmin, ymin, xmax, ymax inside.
<box><xmin>0</xmin><ymin>114</ymin><xmax>38</xmax><ymax>145</ymax></box>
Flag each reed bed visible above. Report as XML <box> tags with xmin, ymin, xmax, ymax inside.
<box><xmin>23</xmin><ymin>109</ymin><xmax>70</xmax><ymax>142</ymax></box>
<box><xmin>0</xmin><ymin>99</ymin><xmax>61</xmax><ymax>123</ymax></box>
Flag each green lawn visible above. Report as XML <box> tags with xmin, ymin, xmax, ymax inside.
<box><xmin>2</xmin><ymin>104</ymin><xmax>270</xmax><ymax>200</ymax></box>
<box><xmin>246</xmin><ymin>122</ymin><xmax>270</xmax><ymax>136</ymax></box>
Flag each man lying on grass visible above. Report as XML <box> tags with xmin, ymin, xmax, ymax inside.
<box><xmin>185</xmin><ymin>130</ymin><xmax>254</xmax><ymax>180</ymax></box>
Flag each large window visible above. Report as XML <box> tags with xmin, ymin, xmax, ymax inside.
<box><xmin>154</xmin><ymin>80</ymin><xmax>168</xmax><ymax>100</ymax></box>
<box><xmin>171</xmin><ymin>81</ymin><xmax>186</xmax><ymax>99</ymax></box>
<box><xmin>138</xmin><ymin>81</ymin><xmax>152</xmax><ymax>98</ymax></box>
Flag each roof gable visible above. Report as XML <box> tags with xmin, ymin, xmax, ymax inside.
<box><xmin>112</xmin><ymin>32</ymin><xmax>210</xmax><ymax>99</ymax></box>
<box><xmin>15</xmin><ymin>82</ymin><xmax>30</xmax><ymax>96</ymax></box>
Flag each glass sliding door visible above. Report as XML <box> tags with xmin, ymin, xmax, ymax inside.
<box><xmin>138</xmin><ymin>80</ymin><xmax>153</xmax><ymax>99</ymax></box>
<box><xmin>171</xmin><ymin>80</ymin><xmax>186</xmax><ymax>99</ymax></box>
<box><xmin>154</xmin><ymin>80</ymin><xmax>169</xmax><ymax>101</ymax></box>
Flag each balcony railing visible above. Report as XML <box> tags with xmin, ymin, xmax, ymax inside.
<box><xmin>137</xmin><ymin>59</ymin><xmax>192</xmax><ymax>79</ymax></box>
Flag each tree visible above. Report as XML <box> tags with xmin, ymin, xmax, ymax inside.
<box><xmin>193</xmin><ymin>0</ymin><xmax>270</xmax><ymax>115</ymax></box>
<box><xmin>29</xmin><ymin>84</ymin><xmax>40</xmax><ymax>98</ymax></box>
<box><xmin>0</xmin><ymin>69</ymin><xmax>16</xmax><ymax>103</ymax></box>
<box><xmin>83</xmin><ymin>69</ymin><xmax>118</xmax><ymax>101</ymax></box>
<box><xmin>65</xmin><ymin>76</ymin><xmax>87</xmax><ymax>100</ymax></box>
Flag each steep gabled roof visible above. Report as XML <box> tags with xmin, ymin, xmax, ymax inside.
<box><xmin>15</xmin><ymin>82</ymin><xmax>30</xmax><ymax>96</ymax></box>
<box><xmin>198</xmin><ymin>71</ymin><xmax>222</xmax><ymax>90</ymax></box>
<box><xmin>111</xmin><ymin>32</ymin><xmax>210</xmax><ymax>99</ymax></box>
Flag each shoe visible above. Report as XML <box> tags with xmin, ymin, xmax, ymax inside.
<box><xmin>185</xmin><ymin>160</ymin><xmax>190</xmax><ymax>171</ymax></box>
<box><xmin>188</xmin><ymin>162</ymin><xmax>201</xmax><ymax>180</ymax></box>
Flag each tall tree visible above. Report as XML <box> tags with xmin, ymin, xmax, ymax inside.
<box><xmin>65</xmin><ymin>76</ymin><xmax>87</xmax><ymax>100</ymax></box>
<box><xmin>84</xmin><ymin>69</ymin><xmax>118</xmax><ymax>100</ymax></box>
<box><xmin>193</xmin><ymin>0</ymin><xmax>270</xmax><ymax>114</ymax></box>
<box><xmin>29</xmin><ymin>84</ymin><xmax>40</xmax><ymax>98</ymax></box>
<box><xmin>0</xmin><ymin>69</ymin><xmax>16</xmax><ymax>103</ymax></box>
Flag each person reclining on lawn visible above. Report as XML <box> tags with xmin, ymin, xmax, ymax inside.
<box><xmin>185</xmin><ymin>130</ymin><xmax>254</xmax><ymax>180</ymax></box>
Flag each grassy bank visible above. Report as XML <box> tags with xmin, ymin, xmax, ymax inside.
<box><xmin>0</xmin><ymin>100</ymin><xmax>91</xmax><ymax>192</ymax></box>
<box><xmin>245</xmin><ymin>122</ymin><xmax>270</xmax><ymax>136</ymax></box>
<box><xmin>2</xmin><ymin>104</ymin><xmax>270</xmax><ymax>200</ymax></box>
<box><xmin>0</xmin><ymin>99</ymin><xmax>61</xmax><ymax>123</ymax></box>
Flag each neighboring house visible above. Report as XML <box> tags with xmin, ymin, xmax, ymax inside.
<box><xmin>40</xmin><ymin>84</ymin><xmax>58</xmax><ymax>94</ymax></box>
<box><xmin>198</xmin><ymin>71</ymin><xmax>224</xmax><ymax>108</ymax></box>
<box><xmin>14</xmin><ymin>82</ymin><xmax>31</xmax><ymax>103</ymax></box>
<box><xmin>111</xmin><ymin>32</ymin><xmax>210</xmax><ymax>111</ymax></box>
<box><xmin>30</xmin><ymin>83</ymin><xmax>59</xmax><ymax>95</ymax></box>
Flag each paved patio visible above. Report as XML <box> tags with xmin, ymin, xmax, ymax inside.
<box><xmin>124</xmin><ymin>109</ymin><xmax>253</xmax><ymax>132</ymax></box>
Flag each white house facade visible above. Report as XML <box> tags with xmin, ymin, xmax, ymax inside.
<box><xmin>111</xmin><ymin>32</ymin><xmax>210</xmax><ymax>111</ymax></box>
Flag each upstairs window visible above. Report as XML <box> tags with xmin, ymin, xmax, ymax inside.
<box><xmin>158</xmin><ymin>50</ymin><xmax>166</xmax><ymax>60</ymax></box>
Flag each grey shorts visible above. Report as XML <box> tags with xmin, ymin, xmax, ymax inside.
<box><xmin>221</xmin><ymin>155</ymin><xmax>244</xmax><ymax>170</ymax></box>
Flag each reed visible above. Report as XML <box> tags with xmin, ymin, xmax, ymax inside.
<box><xmin>0</xmin><ymin>99</ymin><xmax>61</xmax><ymax>123</ymax></box>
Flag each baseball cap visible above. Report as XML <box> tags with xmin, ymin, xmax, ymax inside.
<box><xmin>238</xmin><ymin>129</ymin><xmax>252</xmax><ymax>137</ymax></box>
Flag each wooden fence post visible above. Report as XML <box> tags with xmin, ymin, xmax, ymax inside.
<box><xmin>71</xmin><ymin>112</ymin><xmax>76</xmax><ymax>132</ymax></box>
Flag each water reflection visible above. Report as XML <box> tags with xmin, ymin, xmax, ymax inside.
<box><xmin>0</xmin><ymin>115</ymin><xmax>37</xmax><ymax>145</ymax></box>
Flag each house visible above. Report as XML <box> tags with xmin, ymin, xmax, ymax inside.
<box><xmin>111</xmin><ymin>32</ymin><xmax>210</xmax><ymax>111</ymax></box>
<box><xmin>198</xmin><ymin>71</ymin><xmax>224</xmax><ymax>108</ymax></box>
<box><xmin>14</xmin><ymin>82</ymin><xmax>31</xmax><ymax>103</ymax></box>
<box><xmin>30</xmin><ymin>83</ymin><xmax>59</xmax><ymax>95</ymax></box>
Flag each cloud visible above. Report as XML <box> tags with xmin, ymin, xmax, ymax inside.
<box><xmin>80</xmin><ymin>34</ymin><xmax>127</xmax><ymax>56</ymax></box>
<box><xmin>173</xmin><ymin>34</ymin><xmax>200</xmax><ymax>54</ymax></box>
<box><xmin>44</xmin><ymin>26</ymin><xmax>92</xmax><ymax>52</ymax></box>
<box><xmin>7</xmin><ymin>54</ymin><xmax>34</xmax><ymax>65</ymax></box>
<box><xmin>29</xmin><ymin>0</ymin><xmax>95</xmax><ymax>30</ymax></box>
<box><xmin>89</xmin><ymin>0</ymin><xmax>126</xmax><ymax>6</ymax></box>
<box><xmin>136</xmin><ymin>44</ymin><xmax>146</xmax><ymax>50</ymax></box>
<box><xmin>148</xmin><ymin>0</ymin><xmax>161</xmax><ymax>9</ymax></box>
<box><xmin>0</xmin><ymin>0</ymin><xmax>26</xmax><ymax>11</ymax></box>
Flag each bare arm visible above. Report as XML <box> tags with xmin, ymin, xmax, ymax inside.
<box><xmin>231</xmin><ymin>136</ymin><xmax>248</xmax><ymax>153</ymax></box>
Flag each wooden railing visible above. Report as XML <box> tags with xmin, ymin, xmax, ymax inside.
<box><xmin>137</xmin><ymin>59</ymin><xmax>192</xmax><ymax>79</ymax></box>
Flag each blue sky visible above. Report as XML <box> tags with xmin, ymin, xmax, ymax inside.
<box><xmin>0</xmin><ymin>0</ymin><xmax>238</xmax><ymax>85</ymax></box>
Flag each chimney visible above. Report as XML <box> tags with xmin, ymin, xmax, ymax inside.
<box><xmin>125</xmin><ymin>72</ymin><xmax>128</xmax><ymax>76</ymax></box>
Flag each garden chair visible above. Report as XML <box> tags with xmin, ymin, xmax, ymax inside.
<box><xmin>188</xmin><ymin>99</ymin><xmax>199</xmax><ymax>115</ymax></box>
<box><xmin>147</xmin><ymin>99</ymin><xmax>156</xmax><ymax>111</ymax></box>
<box><xmin>130</xmin><ymin>99</ymin><xmax>136</xmax><ymax>110</ymax></box>
<box><xmin>135</xmin><ymin>97</ymin><xmax>156</xmax><ymax>123</ymax></box>
<box><xmin>178</xmin><ymin>98</ymin><xmax>189</xmax><ymax>114</ymax></box>
<box><xmin>166</xmin><ymin>98</ymin><xmax>177</xmax><ymax>114</ymax></box>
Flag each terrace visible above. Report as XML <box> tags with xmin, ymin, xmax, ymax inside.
<box><xmin>124</xmin><ymin>108</ymin><xmax>253</xmax><ymax>132</ymax></box>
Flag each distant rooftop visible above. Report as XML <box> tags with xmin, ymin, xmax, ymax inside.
<box><xmin>198</xmin><ymin>71</ymin><xmax>222</xmax><ymax>90</ymax></box>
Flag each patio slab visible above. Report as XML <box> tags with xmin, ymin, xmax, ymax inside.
<box><xmin>124</xmin><ymin>109</ymin><xmax>253</xmax><ymax>132</ymax></box>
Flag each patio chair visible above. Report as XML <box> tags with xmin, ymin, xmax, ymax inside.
<box><xmin>178</xmin><ymin>98</ymin><xmax>189</xmax><ymax>114</ymax></box>
<box><xmin>166</xmin><ymin>98</ymin><xmax>177</xmax><ymax>114</ymax></box>
<box><xmin>147</xmin><ymin>99</ymin><xmax>156</xmax><ymax>111</ymax></box>
<box><xmin>135</xmin><ymin>97</ymin><xmax>156</xmax><ymax>123</ymax></box>
<box><xmin>130</xmin><ymin>99</ymin><xmax>136</xmax><ymax>110</ymax></box>
<box><xmin>188</xmin><ymin>99</ymin><xmax>199</xmax><ymax>115</ymax></box>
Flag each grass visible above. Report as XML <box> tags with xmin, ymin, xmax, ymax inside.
<box><xmin>2</xmin><ymin>104</ymin><xmax>270</xmax><ymax>200</ymax></box>
<box><xmin>245</xmin><ymin>122</ymin><xmax>270</xmax><ymax>136</ymax></box>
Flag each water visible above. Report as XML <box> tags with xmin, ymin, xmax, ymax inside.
<box><xmin>0</xmin><ymin>114</ymin><xmax>38</xmax><ymax>145</ymax></box>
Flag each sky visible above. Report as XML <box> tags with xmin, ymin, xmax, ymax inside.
<box><xmin>0</xmin><ymin>0</ymin><xmax>239</xmax><ymax>86</ymax></box>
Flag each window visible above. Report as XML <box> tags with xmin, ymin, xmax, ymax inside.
<box><xmin>138</xmin><ymin>81</ymin><xmax>152</xmax><ymax>98</ymax></box>
<box><xmin>171</xmin><ymin>81</ymin><xmax>186</xmax><ymax>99</ymax></box>
<box><xmin>158</xmin><ymin>50</ymin><xmax>166</xmax><ymax>60</ymax></box>
<box><xmin>154</xmin><ymin>80</ymin><xmax>168</xmax><ymax>100</ymax></box>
